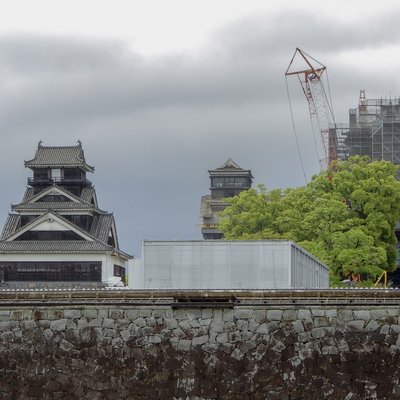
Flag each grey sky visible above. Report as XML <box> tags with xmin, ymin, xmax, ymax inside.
<box><xmin>1</xmin><ymin>3</ymin><xmax>400</xmax><ymax>256</ymax></box>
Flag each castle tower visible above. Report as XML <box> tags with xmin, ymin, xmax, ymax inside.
<box><xmin>0</xmin><ymin>142</ymin><xmax>132</xmax><ymax>288</ymax></box>
<box><xmin>199</xmin><ymin>159</ymin><xmax>253</xmax><ymax>239</ymax></box>
<box><xmin>25</xmin><ymin>140</ymin><xmax>94</xmax><ymax>196</ymax></box>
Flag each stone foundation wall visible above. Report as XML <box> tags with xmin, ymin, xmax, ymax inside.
<box><xmin>1</xmin><ymin>304</ymin><xmax>400</xmax><ymax>399</ymax></box>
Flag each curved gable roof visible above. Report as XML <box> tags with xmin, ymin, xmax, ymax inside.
<box><xmin>209</xmin><ymin>158</ymin><xmax>253</xmax><ymax>178</ymax></box>
<box><xmin>11</xmin><ymin>185</ymin><xmax>107</xmax><ymax>213</ymax></box>
<box><xmin>24</xmin><ymin>142</ymin><xmax>94</xmax><ymax>172</ymax></box>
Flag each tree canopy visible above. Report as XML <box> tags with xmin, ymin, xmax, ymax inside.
<box><xmin>219</xmin><ymin>156</ymin><xmax>400</xmax><ymax>285</ymax></box>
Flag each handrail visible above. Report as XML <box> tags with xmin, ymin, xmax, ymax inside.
<box><xmin>28</xmin><ymin>177</ymin><xmax>92</xmax><ymax>185</ymax></box>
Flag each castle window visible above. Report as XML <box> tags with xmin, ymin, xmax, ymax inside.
<box><xmin>33</xmin><ymin>169</ymin><xmax>49</xmax><ymax>180</ymax></box>
<box><xmin>63</xmin><ymin>168</ymin><xmax>82</xmax><ymax>180</ymax></box>
<box><xmin>114</xmin><ymin>265</ymin><xmax>126</xmax><ymax>281</ymax></box>
<box><xmin>0</xmin><ymin>261</ymin><xmax>102</xmax><ymax>281</ymax></box>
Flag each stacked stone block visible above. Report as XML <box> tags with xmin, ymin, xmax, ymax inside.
<box><xmin>0</xmin><ymin>305</ymin><xmax>400</xmax><ymax>399</ymax></box>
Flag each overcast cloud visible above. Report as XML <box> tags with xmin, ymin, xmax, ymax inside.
<box><xmin>1</xmin><ymin>6</ymin><xmax>400</xmax><ymax>256</ymax></box>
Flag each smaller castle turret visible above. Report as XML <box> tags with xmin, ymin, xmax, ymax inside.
<box><xmin>199</xmin><ymin>159</ymin><xmax>253</xmax><ymax>239</ymax></box>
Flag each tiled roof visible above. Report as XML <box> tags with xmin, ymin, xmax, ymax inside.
<box><xmin>0</xmin><ymin>240</ymin><xmax>112</xmax><ymax>253</ymax></box>
<box><xmin>3</xmin><ymin>211</ymin><xmax>84</xmax><ymax>241</ymax></box>
<box><xmin>0</xmin><ymin>240</ymin><xmax>132</xmax><ymax>259</ymax></box>
<box><xmin>22</xmin><ymin>188</ymin><xmax>35</xmax><ymax>202</ymax></box>
<box><xmin>13</xmin><ymin>185</ymin><xmax>107</xmax><ymax>214</ymax></box>
<box><xmin>24</xmin><ymin>142</ymin><xmax>94</xmax><ymax>172</ymax></box>
<box><xmin>216</xmin><ymin>159</ymin><xmax>243</xmax><ymax>170</ymax></box>
<box><xmin>90</xmin><ymin>214</ymin><xmax>114</xmax><ymax>243</ymax></box>
<box><xmin>0</xmin><ymin>214</ymin><xmax>21</xmax><ymax>240</ymax></box>
<box><xmin>3</xmin><ymin>208</ymin><xmax>113</xmax><ymax>243</ymax></box>
<box><xmin>32</xmin><ymin>184</ymin><xmax>86</xmax><ymax>203</ymax></box>
<box><xmin>0</xmin><ymin>210</ymin><xmax>132</xmax><ymax>259</ymax></box>
<box><xmin>12</xmin><ymin>202</ymin><xmax>97</xmax><ymax>211</ymax></box>
<box><xmin>209</xmin><ymin>158</ymin><xmax>253</xmax><ymax>178</ymax></box>
<box><xmin>81</xmin><ymin>187</ymin><xmax>97</xmax><ymax>204</ymax></box>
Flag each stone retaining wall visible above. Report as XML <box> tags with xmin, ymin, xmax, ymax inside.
<box><xmin>1</xmin><ymin>304</ymin><xmax>400</xmax><ymax>399</ymax></box>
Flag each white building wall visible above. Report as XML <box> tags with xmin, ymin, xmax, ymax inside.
<box><xmin>138</xmin><ymin>240</ymin><xmax>329</xmax><ymax>290</ymax></box>
<box><xmin>127</xmin><ymin>258</ymin><xmax>143</xmax><ymax>289</ymax></box>
<box><xmin>31</xmin><ymin>220</ymin><xmax>69</xmax><ymax>231</ymax></box>
<box><xmin>104</xmin><ymin>253</ymin><xmax>129</xmax><ymax>282</ymax></box>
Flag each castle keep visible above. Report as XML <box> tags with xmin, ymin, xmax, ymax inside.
<box><xmin>0</xmin><ymin>142</ymin><xmax>132</xmax><ymax>287</ymax></box>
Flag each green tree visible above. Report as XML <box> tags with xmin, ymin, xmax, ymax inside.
<box><xmin>220</xmin><ymin>185</ymin><xmax>284</xmax><ymax>240</ymax></box>
<box><xmin>219</xmin><ymin>156</ymin><xmax>400</xmax><ymax>285</ymax></box>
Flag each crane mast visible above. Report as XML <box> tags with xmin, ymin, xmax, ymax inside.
<box><xmin>285</xmin><ymin>48</ymin><xmax>337</xmax><ymax>170</ymax></box>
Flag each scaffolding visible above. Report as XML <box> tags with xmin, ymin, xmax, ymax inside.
<box><xmin>331</xmin><ymin>96</ymin><xmax>400</xmax><ymax>164</ymax></box>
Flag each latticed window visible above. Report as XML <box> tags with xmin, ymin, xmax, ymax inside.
<box><xmin>0</xmin><ymin>261</ymin><xmax>102</xmax><ymax>281</ymax></box>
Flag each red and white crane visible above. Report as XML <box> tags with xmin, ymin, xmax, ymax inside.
<box><xmin>285</xmin><ymin>48</ymin><xmax>337</xmax><ymax>171</ymax></box>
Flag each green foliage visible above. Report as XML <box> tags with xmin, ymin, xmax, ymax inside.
<box><xmin>219</xmin><ymin>156</ymin><xmax>400</xmax><ymax>285</ymax></box>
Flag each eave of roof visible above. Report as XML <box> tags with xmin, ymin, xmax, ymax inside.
<box><xmin>0</xmin><ymin>214</ymin><xmax>21</xmax><ymax>241</ymax></box>
<box><xmin>80</xmin><ymin>187</ymin><xmax>97</xmax><ymax>205</ymax></box>
<box><xmin>0</xmin><ymin>240</ymin><xmax>112</xmax><ymax>253</ymax></box>
<box><xmin>208</xmin><ymin>159</ymin><xmax>253</xmax><ymax>178</ymax></box>
<box><xmin>11</xmin><ymin>203</ymin><xmax>97</xmax><ymax>211</ymax></box>
<box><xmin>90</xmin><ymin>214</ymin><xmax>114</xmax><ymax>243</ymax></box>
<box><xmin>12</xmin><ymin>185</ymin><xmax>107</xmax><ymax>214</ymax></box>
<box><xmin>0</xmin><ymin>241</ymin><xmax>133</xmax><ymax>259</ymax></box>
<box><xmin>24</xmin><ymin>144</ymin><xmax>94</xmax><ymax>172</ymax></box>
<box><xmin>209</xmin><ymin>170</ymin><xmax>253</xmax><ymax>177</ymax></box>
<box><xmin>0</xmin><ymin>211</ymin><xmax>133</xmax><ymax>259</ymax></box>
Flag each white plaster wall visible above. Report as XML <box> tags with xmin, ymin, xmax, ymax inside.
<box><xmin>31</xmin><ymin>220</ymin><xmax>70</xmax><ymax>231</ymax></box>
<box><xmin>104</xmin><ymin>253</ymin><xmax>129</xmax><ymax>283</ymax></box>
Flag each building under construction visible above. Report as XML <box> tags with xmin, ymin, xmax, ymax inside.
<box><xmin>331</xmin><ymin>91</ymin><xmax>400</xmax><ymax>164</ymax></box>
<box><xmin>331</xmin><ymin>92</ymin><xmax>400</xmax><ymax>285</ymax></box>
<box><xmin>285</xmin><ymin>50</ymin><xmax>400</xmax><ymax>169</ymax></box>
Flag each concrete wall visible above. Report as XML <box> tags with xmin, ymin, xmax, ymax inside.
<box><xmin>1</xmin><ymin>302</ymin><xmax>400</xmax><ymax>399</ymax></box>
<box><xmin>139</xmin><ymin>240</ymin><xmax>329</xmax><ymax>289</ymax></box>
